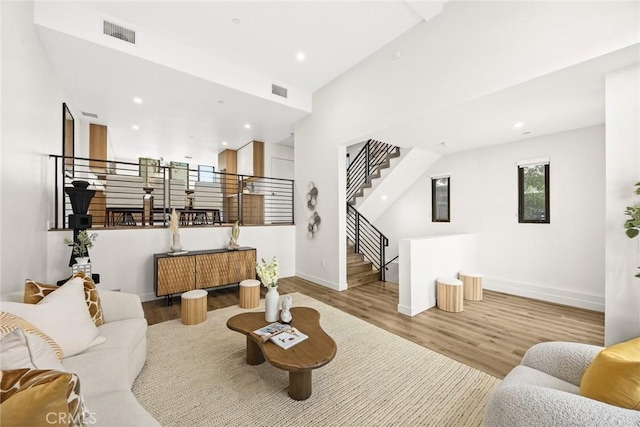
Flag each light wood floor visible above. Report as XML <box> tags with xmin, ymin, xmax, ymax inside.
<box><xmin>142</xmin><ymin>276</ymin><xmax>604</xmax><ymax>379</ymax></box>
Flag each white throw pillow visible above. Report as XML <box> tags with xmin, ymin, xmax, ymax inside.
<box><xmin>0</xmin><ymin>278</ymin><xmax>99</xmax><ymax>357</ymax></box>
<box><xmin>0</xmin><ymin>327</ymin><xmax>66</xmax><ymax>371</ymax></box>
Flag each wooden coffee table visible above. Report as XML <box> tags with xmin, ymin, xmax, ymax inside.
<box><xmin>226</xmin><ymin>307</ymin><xmax>337</xmax><ymax>400</ymax></box>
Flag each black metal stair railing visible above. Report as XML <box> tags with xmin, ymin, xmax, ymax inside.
<box><xmin>347</xmin><ymin>203</ymin><xmax>389</xmax><ymax>281</ymax></box>
<box><xmin>346</xmin><ymin>139</ymin><xmax>399</xmax><ymax>204</ymax></box>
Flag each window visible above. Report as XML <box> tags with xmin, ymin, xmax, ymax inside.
<box><xmin>518</xmin><ymin>162</ymin><xmax>549</xmax><ymax>223</ymax></box>
<box><xmin>198</xmin><ymin>165</ymin><xmax>215</xmax><ymax>183</ymax></box>
<box><xmin>431</xmin><ymin>176</ymin><xmax>450</xmax><ymax>222</ymax></box>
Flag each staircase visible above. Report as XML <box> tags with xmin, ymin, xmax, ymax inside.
<box><xmin>347</xmin><ymin>241</ymin><xmax>381</xmax><ymax>287</ymax></box>
<box><xmin>347</xmin><ymin>139</ymin><xmax>401</xmax><ymax>206</ymax></box>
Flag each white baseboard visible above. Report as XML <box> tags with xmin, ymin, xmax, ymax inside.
<box><xmin>296</xmin><ymin>272</ymin><xmax>344</xmax><ymax>291</ymax></box>
<box><xmin>484</xmin><ymin>276</ymin><xmax>604</xmax><ymax>312</ymax></box>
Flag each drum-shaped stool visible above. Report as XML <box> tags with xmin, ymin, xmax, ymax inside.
<box><xmin>436</xmin><ymin>277</ymin><xmax>464</xmax><ymax>312</ymax></box>
<box><xmin>459</xmin><ymin>271</ymin><xmax>483</xmax><ymax>301</ymax></box>
<box><xmin>239</xmin><ymin>279</ymin><xmax>260</xmax><ymax>309</ymax></box>
<box><xmin>181</xmin><ymin>289</ymin><xmax>208</xmax><ymax>325</ymax></box>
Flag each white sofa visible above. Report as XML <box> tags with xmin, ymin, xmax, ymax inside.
<box><xmin>483</xmin><ymin>341</ymin><xmax>640</xmax><ymax>426</ymax></box>
<box><xmin>2</xmin><ymin>290</ymin><xmax>159</xmax><ymax>427</ymax></box>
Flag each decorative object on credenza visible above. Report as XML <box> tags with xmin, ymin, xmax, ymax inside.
<box><xmin>168</xmin><ymin>209</ymin><xmax>186</xmax><ymax>255</ymax></box>
<box><xmin>623</xmin><ymin>180</ymin><xmax>640</xmax><ymax>278</ymax></box>
<box><xmin>227</xmin><ymin>220</ymin><xmax>240</xmax><ymax>250</ymax></box>
<box><xmin>256</xmin><ymin>257</ymin><xmax>279</xmax><ymax>322</ymax></box>
<box><xmin>280</xmin><ymin>295</ymin><xmax>292</xmax><ymax>324</ymax></box>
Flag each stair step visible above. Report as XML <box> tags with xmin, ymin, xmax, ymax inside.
<box><xmin>347</xmin><ymin>260</ymin><xmax>373</xmax><ymax>275</ymax></box>
<box><xmin>347</xmin><ymin>269</ymin><xmax>380</xmax><ymax>287</ymax></box>
<box><xmin>347</xmin><ymin>252</ymin><xmax>364</xmax><ymax>264</ymax></box>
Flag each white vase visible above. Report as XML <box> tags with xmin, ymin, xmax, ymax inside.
<box><xmin>265</xmin><ymin>286</ymin><xmax>280</xmax><ymax>322</ymax></box>
<box><xmin>171</xmin><ymin>233</ymin><xmax>182</xmax><ymax>252</ymax></box>
<box><xmin>75</xmin><ymin>257</ymin><xmax>90</xmax><ymax>265</ymax></box>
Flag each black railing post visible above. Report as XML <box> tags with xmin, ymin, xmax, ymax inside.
<box><xmin>365</xmin><ymin>142</ymin><xmax>370</xmax><ymax>183</ymax></box>
<box><xmin>238</xmin><ymin>175</ymin><xmax>244</xmax><ymax>224</ymax></box>
<box><xmin>354</xmin><ymin>211</ymin><xmax>360</xmax><ymax>253</ymax></box>
<box><xmin>54</xmin><ymin>156</ymin><xmax>59</xmax><ymax>229</ymax></box>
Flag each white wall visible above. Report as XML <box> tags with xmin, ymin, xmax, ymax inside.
<box><xmin>0</xmin><ymin>1</ymin><xmax>69</xmax><ymax>292</ymax></box>
<box><xmin>605</xmin><ymin>65</ymin><xmax>640</xmax><ymax>344</ymax></box>
<box><xmin>43</xmin><ymin>225</ymin><xmax>295</xmax><ymax>301</ymax></box>
<box><xmin>263</xmin><ymin>143</ymin><xmax>294</xmax><ymax>179</ymax></box>
<box><xmin>294</xmin><ymin>1</ymin><xmax>637</xmax><ymax>290</ymax></box>
<box><xmin>375</xmin><ymin>126</ymin><xmax>606</xmax><ymax>311</ymax></box>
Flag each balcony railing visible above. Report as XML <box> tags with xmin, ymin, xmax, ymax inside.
<box><xmin>50</xmin><ymin>155</ymin><xmax>294</xmax><ymax>229</ymax></box>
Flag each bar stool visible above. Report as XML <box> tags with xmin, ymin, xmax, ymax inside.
<box><xmin>239</xmin><ymin>279</ymin><xmax>260</xmax><ymax>309</ymax></box>
<box><xmin>459</xmin><ymin>271</ymin><xmax>483</xmax><ymax>301</ymax></box>
<box><xmin>181</xmin><ymin>289</ymin><xmax>208</xmax><ymax>325</ymax></box>
<box><xmin>436</xmin><ymin>277</ymin><xmax>464</xmax><ymax>312</ymax></box>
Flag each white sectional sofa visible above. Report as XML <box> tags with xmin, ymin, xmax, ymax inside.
<box><xmin>1</xmin><ymin>289</ymin><xmax>159</xmax><ymax>427</ymax></box>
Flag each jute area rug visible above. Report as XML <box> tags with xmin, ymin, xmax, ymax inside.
<box><xmin>133</xmin><ymin>293</ymin><xmax>500</xmax><ymax>426</ymax></box>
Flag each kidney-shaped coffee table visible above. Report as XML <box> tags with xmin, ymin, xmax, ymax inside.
<box><xmin>227</xmin><ymin>307</ymin><xmax>337</xmax><ymax>400</ymax></box>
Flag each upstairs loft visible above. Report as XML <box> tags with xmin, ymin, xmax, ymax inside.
<box><xmin>51</xmin><ymin>155</ymin><xmax>294</xmax><ymax>230</ymax></box>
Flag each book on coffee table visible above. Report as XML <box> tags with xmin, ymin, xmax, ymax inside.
<box><xmin>253</xmin><ymin>322</ymin><xmax>308</xmax><ymax>350</ymax></box>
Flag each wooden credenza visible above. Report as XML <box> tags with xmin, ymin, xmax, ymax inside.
<box><xmin>153</xmin><ymin>247</ymin><xmax>256</xmax><ymax>300</ymax></box>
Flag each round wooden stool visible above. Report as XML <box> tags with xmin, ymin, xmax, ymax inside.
<box><xmin>436</xmin><ymin>277</ymin><xmax>463</xmax><ymax>312</ymax></box>
<box><xmin>181</xmin><ymin>289</ymin><xmax>208</xmax><ymax>325</ymax></box>
<box><xmin>459</xmin><ymin>271</ymin><xmax>483</xmax><ymax>301</ymax></box>
<box><xmin>239</xmin><ymin>279</ymin><xmax>260</xmax><ymax>309</ymax></box>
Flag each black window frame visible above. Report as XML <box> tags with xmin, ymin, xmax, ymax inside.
<box><xmin>431</xmin><ymin>176</ymin><xmax>450</xmax><ymax>223</ymax></box>
<box><xmin>518</xmin><ymin>163</ymin><xmax>550</xmax><ymax>224</ymax></box>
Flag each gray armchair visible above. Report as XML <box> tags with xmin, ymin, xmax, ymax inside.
<box><xmin>483</xmin><ymin>341</ymin><xmax>640</xmax><ymax>426</ymax></box>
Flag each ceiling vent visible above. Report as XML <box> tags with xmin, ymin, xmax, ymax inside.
<box><xmin>103</xmin><ymin>20</ymin><xmax>136</xmax><ymax>44</ymax></box>
<box><xmin>271</xmin><ymin>84</ymin><xmax>288</xmax><ymax>98</ymax></box>
<box><xmin>82</xmin><ymin>111</ymin><xmax>98</xmax><ymax>118</ymax></box>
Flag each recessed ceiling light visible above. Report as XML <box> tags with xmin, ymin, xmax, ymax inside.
<box><xmin>513</xmin><ymin>122</ymin><xmax>524</xmax><ymax>128</ymax></box>
<box><xmin>440</xmin><ymin>142</ymin><xmax>449</xmax><ymax>147</ymax></box>
<box><xmin>217</xmin><ymin>100</ymin><xmax>224</xmax><ymax>104</ymax></box>
<box><xmin>393</xmin><ymin>50</ymin><xmax>401</xmax><ymax>60</ymax></box>
<box><xmin>232</xmin><ymin>18</ymin><xmax>240</xmax><ymax>25</ymax></box>
<box><xmin>296</xmin><ymin>52</ymin><xmax>306</xmax><ymax>62</ymax></box>
<box><xmin>222</xmin><ymin>141</ymin><xmax>228</xmax><ymax>146</ymax></box>
<box><xmin>244</xmin><ymin>124</ymin><xmax>251</xmax><ymax>129</ymax></box>
<box><xmin>132</xmin><ymin>125</ymin><xmax>139</xmax><ymax>130</ymax></box>
<box><xmin>381</xmin><ymin>195</ymin><xmax>388</xmax><ymax>201</ymax></box>
<box><xmin>523</xmin><ymin>131</ymin><xmax>532</xmax><ymax>135</ymax></box>
<box><xmin>133</xmin><ymin>97</ymin><xmax>143</xmax><ymax>104</ymax></box>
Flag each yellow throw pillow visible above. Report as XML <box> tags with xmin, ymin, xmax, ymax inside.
<box><xmin>0</xmin><ymin>369</ymin><xmax>83</xmax><ymax>427</ymax></box>
<box><xmin>24</xmin><ymin>272</ymin><xmax>104</xmax><ymax>326</ymax></box>
<box><xmin>580</xmin><ymin>337</ymin><xmax>640</xmax><ymax>410</ymax></box>
<box><xmin>0</xmin><ymin>312</ymin><xmax>63</xmax><ymax>361</ymax></box>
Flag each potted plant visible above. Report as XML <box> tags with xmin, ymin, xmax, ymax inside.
<box><xmin>256</xmin><ymin>257</ymin><xmax>280</xmax><ymax>321</ymax></box>
<box><xmin>623</xmin><ymin>181</ymin><xmax>640</xmax><ymax>278</ymax></box>
<box><xmin>64</xmin><ymin>230</ymin><xmax>97</xmax><ymax>265</ymax></box>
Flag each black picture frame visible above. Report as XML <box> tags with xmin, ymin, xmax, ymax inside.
<box><xmin>62</xmin><ymin>103</ymin><xmax>74</xmax><ymax>176</ymax></box>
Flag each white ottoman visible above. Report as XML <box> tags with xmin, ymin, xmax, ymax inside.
<box><xmin>181</xmin><ymin>289</ymin><xmax>208</xmax><ymax>325</ymax></box>
<box><xmin>436</xmin><ymin>277</ymin><xmax>463</xmax><ymax>312</ymax></box>
<box><xmin>239</xmin><ymin>279</ymin><xmax>260</xmax><ymax>309</ymax></box>
<box><xmin>459</xmin><ymin>271</ymin><xmax>483</xmax><ymax>301</ymax></box>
